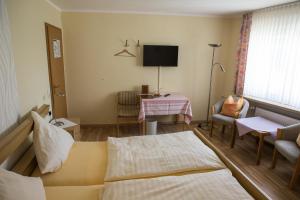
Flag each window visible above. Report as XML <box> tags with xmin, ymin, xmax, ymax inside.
<box><xmin>243</xmin><ymin>3</ymin><xmax>300</xmax><ymax>110</ymax></box>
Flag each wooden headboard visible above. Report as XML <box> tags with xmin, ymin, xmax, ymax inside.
<box><xmin>0</xmin><ymin>104</ymin><xmax>49</xmax><ymax>175</ymax></box>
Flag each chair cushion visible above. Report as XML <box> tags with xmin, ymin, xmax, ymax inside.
<box><xmin>212</xmin><ymin>114</ymin><xmax>235</xmax><ymax>124</ymax></box>
<box><xmin>275</xmin><ymin>140</ymin><xmax>300</xmax><ymax>164</ymax></box>
<box><xmin>220</xmin><ymin>96</ymin><xmax>244</xmax><ymax>118</ymax></box>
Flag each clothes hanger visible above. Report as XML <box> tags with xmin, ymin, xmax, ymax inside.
<box><xmin>114</xmin><ymin>40</ymin><xmax>136</xmax><ymax>57</ymax></box>
<box><xmin>114</xmin><ymin>49</ymin><xmax>136</xmax><ymax>57</ymax></box>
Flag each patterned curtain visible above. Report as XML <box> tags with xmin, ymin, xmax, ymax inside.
<box><xmin>0</xmin><ymin>0</ymin><xmax>20</xmax><ymax>135</ymax></box>
<box><xmin>235</xmin><ymin>13</ymin><xmax>252</xmax><ymax>96</ymax></box>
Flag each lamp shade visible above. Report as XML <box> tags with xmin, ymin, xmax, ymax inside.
<box><xmin>208</xmin><ymin>43</ymin><xmax>222</xmax><ymax>48</ymax></box>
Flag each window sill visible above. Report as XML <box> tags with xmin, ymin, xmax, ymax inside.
<box><xmin>244</xmin><ymin>96</ymin><xmax>300</xmax><ymax>119</ymax></box>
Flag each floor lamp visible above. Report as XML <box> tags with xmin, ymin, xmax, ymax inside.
<box><xmin>199</xmin><ymin>43</ymin><xmax>225</xmax><ymax>130</ymax></box>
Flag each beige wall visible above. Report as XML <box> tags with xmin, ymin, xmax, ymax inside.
<box><xmin>6</xmin><ymin>0</ymin><xmax>61</xmax><ymax>116</ymax></box>
<box><xmin>62</xmin><ymin>12</ymin><xmax>241</xmax><ymax>124</ymax></box>
<box><xmin>212</xmin><ymin>17</ymin><xmax>242</xmax><ymax>103</ymax></box>
<box><xmin>5</xmin><ymin>1</ymin><xmax>241</xmax><ymax>124</ymax></box>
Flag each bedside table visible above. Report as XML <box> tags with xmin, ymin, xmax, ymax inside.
<box><xmin>52</xmin><ymin>118</ymin><xmax>80</xmax><ymax>141</ymax></box>
<box><xmin>64</xmin><ymin>118</ymin><xmax>80</xmax><ymax>141</ymax></box>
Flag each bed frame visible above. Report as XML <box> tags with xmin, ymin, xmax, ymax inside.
<box><xmin>194</xmin><ymin>128</ymin><xmax>270</xmax><ymax>200</ymax></box>
<box><xmin>0</xmin><ymin>104</ymin><xmax>49</xmax><ymax>175</ymax></box>
<box><xmin>0</xmin><ymin>104</ymin><xmax>270</xmax><ymax>199</ymax></box>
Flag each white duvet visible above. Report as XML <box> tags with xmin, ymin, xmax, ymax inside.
<box><xmin>104</xmin><ymin>131</ymin><xmax>226</xmax><ymax>182</ymax></box>
<box><xmin>102</xmin><ymin>169</ymin><xmax>253</xmax><ymax>200</ymax></box>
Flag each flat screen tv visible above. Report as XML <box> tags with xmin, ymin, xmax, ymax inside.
<box><xmin>143</xmin><ymin>45</ymin><xmax>178</xmax><ymax>67</ymax></box>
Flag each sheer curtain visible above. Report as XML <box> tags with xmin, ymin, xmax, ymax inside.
<box><xmin>0</xmin><ymin>0</ymin><xmax>19</xmax><ymax>134</ymax></box>
<box><xmin>244</xmin><ymin>2</ymin><xmax>300</xmax><ymax>110</ymax></box>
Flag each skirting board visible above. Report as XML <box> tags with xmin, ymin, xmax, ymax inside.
<box><xmin>81</xmin><ymin>120</ymin><xmax>202</xmax><ymax>128</ymax></box>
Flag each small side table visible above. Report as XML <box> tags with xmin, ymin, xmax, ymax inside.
<box><xmin>52</xmin><ymin>118</ymin><xmax>80</xmax><ymax>141</ymax></box>
<box><xmin>64</xmin><ymin>118</ymin><xmax>80</xmax><ymax>141</ymax></box>
<box><xmin>234</xmin><ymin>117</ymin><xmax>284</xmax><ymax>165</ymax></box>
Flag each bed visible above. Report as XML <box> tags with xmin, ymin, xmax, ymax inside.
<box><xmin>105</xmin><ymin>131</ymin><xmax>226</xmax><ymax>181</ymax></box>
<box><xmin>32</xmin><ymin>131</ymin><xmax>225</xmax><ymax>186</ymax></box>
<box><xmin>45</xmin><ymin>170</ymin><xmax>254</xmax><ymax>200</ymax></box>
<box><xmin>0</xmin><ymin>104</ymin><xmax>270</xmax><ymax>200</ymax></box>
<box><xmin>102</xmin><ymin>169</ymin><xmax>254</xmax><ymax>200</ymax></box>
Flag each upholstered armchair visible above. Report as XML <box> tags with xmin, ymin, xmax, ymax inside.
<box><xmin>271</xmin><ymin>123</ymin><xmax>300</xmax><ymax>189</ymax></box>
<box><xmin>210</xmin><ymin>97</ymin><xmax>249</xmax><ymax>145</ymax></box>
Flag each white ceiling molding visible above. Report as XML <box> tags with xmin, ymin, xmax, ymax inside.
<box><xmin>45</xmin><ymin>0</ymin><xmax>62</xmax><ymax>12</ymax></box>
<box><xmin>48</xmin><ymin>0</ymin><xmax>296</xmax><ymax>16</ymax></box>
<box><xmin>62</xmin><ymin>9</ymin><xmax>225</xmax><ymax>18</ymax></box>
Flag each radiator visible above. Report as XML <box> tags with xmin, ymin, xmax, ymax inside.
<box><xmin>254</xmin><ymin>108</ymin><xmax>300</xmax><ymax>144</ymax></box>
<box><xmin>255</xmin><ymin>108</ymin><xmax>300</xmax><ymax>126</ymax></box>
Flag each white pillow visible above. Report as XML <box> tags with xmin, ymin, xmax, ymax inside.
<box><xmin>0</xmin><ymin>168</ymin><xmax>46</xmax><ymax>200</ymax></box>
<box><xmin>297</xmin><ymin>133</ymin><xmax>300</xmax><ymax>147</ymax></box>
<box><xmin>31</xmin><ymin>111</ymin><xmax>74</xmax><ymax>174</ymax></box>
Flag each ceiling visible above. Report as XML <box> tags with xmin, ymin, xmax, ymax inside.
<box><xmin>49</xmin><ymin>0</ymin><xmax>295</xmax><ymax>15</ymax></box>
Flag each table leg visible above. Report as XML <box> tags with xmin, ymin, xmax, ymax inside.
<box><xmin>183</xmin><ymin>115</ymin><xmax>186</xmax><ymax>131</ymax></box>
<box><xmin>72</xmin><ymin>125</ymin><xmax>80</xmax><ymax>141</ymax></box>
<box><xmin>139</xmin><ymin>122</ymin><xmax>143</xmax><ymax>136</ymax></box>
<box><xmin>142</xmin><ymin>120</ymin><xmax>146</xmax><ymax>135</ymax></box>
<box><xmin>256</xmin><ymin>134</ymin><xmax>265</xmax><ymax>165</ymax></box>
<box><xmin>176</xmin><ymin>114</ymin><xmax>180</xmax><ymax>124</ymax></box>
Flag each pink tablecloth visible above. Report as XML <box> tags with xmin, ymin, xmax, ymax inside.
<box><xmin>139</xmin><ymin>94</ymin><xmax>192</xmax><ymax>124</ymax></box>
<box><xmin>236</xmin><ymin>116</ymin><xmax>284</xmax><ymax>138</ymax></box>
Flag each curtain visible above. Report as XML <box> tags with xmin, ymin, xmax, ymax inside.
<box><xmin>243</xmin><ymin>2</ymin><xmax>300</xmax><ymax>110</ymax></box>
<box><xmin>0</xmin><ymin>0</ymin><xmax>19</xmax><ymax>134</ymax></box>
<box><xmin>235</xmin><ymin>13</ymin><xmax>252</xmax><ymax>96</ymax></box>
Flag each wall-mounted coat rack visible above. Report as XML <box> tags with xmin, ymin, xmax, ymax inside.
<box><xmin>114</xmin><ymin>40</ymin><xmax>136</xmax><ymax>57</ymax></box>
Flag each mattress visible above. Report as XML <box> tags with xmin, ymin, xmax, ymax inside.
<box><xmin>32</xmin><ymin>142</ymin><xmax>107</xmax><ymax>186</ymax></box>
<box><xmin>102</xmin><ymin>169</ymin><xmax>253</xmax><ymax>200</ymax></box>
<box><xmin>45</xmin><ymin>185</ymin><xmax>103</xmax><ymax>200</ymax></box>
<box><xmin>105</xmin><ymin>131</ymin><xmax>226</xmax><ymax>182</ymax></box>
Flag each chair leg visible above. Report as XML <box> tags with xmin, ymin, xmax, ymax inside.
<box><xmin>289</xmin><ymin>158</ymin><xmax>300</xmax><ymax>189</ymax></box>
<box><xmin>221</xmin><ymin>125</ymin><xmax>226</xmax><ymax>133</ymax></box>
<box><xmin>271</xmin><ymin>148</ymin><xmax>279</xmax><ymax>169</ymax></box>
<box><xmin>221</xmin><ymin>125</ymin><xmax>225</xmax><ymax>140</ymax></box>
<box><xmin>230</xmin><ymin>123</ymin><xmax>237</xmax><ymax>148</ymax></box>
<box><xmin>209</xmin><ymin>120</ymin><xmax>214</xmax><ymax>137</ymax></box>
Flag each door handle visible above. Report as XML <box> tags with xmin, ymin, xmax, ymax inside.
<box><xmin>56</xmin><ymin>92</ymin><xmax>65</xmax><ymax>97</ymax></box>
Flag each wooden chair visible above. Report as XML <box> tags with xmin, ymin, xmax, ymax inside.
<box><xmin>116</xmin><ymin>91</ymin><xmax>142</xmax><ymax>137</ymax></box>
<box><xmin>271</xmin><ymin>123</ymin><xmax>300</xmax><ymax>189</ymax></box>
<box><xmin>210</xmin><ymin>97</ymin><xmax>249</xmax><ymax>147</ymax></box>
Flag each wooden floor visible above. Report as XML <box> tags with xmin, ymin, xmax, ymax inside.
<box><xmin>80</xmin><ymin>123</ymin><xmax>300</xmax><ymax>200</ymax></box>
